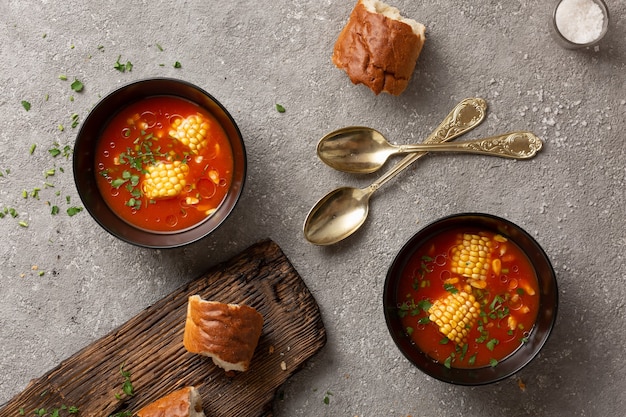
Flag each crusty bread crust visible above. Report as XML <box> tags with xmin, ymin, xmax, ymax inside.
<box><xmin>332</xmin><ymin>0</ymin><xmax>426</xmax><ymax>95</ymax></box>
<box><xmin>136</xmin><ymin>386</ymin><xmax>205</xmax><ymax>417</ymax></box>
<box><xmin>183</xmin><ymin>295</ymin><xmax>264</xmax><ymax>372</ymax></box>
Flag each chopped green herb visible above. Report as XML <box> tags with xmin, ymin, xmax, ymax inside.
<box><xmin>275</xmin><ymin>103</ymin><xmax>286</xmax><ymax>113</ymax></box>
<box><xmin>29</xmin><ymin>144</ymin><xmax>37</xmax><ymax>154</ymax></box>
<box><xmin>114</xmin><ymin>363</ymin><xmax>135</xmax><ymax>400</ymax></box>
<box><xmin>59</xmin><ymin>74</ymin><xmax>68</xmax><ymax>81</ymax></box>
<box><xmin>439</xmin><ymin>337</ymin><xmax>450</xmax><ymax>345</ymax></box>
<box><xmin>405</xmin><ymin>326</ymin><xmax>414</xmax><ymax>336</ymax></box>
<box><xmin>417</xmin><ymin>299</ymin><xmax>432</xmax><ymax>312</ymax></box>
<box><xmin>443</xmin><ymin>355</ymin><xmax>453</xmax><ymax>369</ymax></box>
<box><xmin>70</xmin><ymin>79</ymin><xmax>84</xmax><ymax>92</ymax></box>
<box><xmin>66</xmin><ymin>207</ymin><xmax>83</xmax><ymax>216</ymax></box>
<box><xmin>489</xmin><ymin>358</ymin><xmax>499</xmax><ymax>367</ymax></box>
<box><xmin>18</xmin><ymin>220</ymin><xmax>28</xmax><ymax>227</ymax></box>
<box><xmin>323</xmin><ymin>391</ymin><xmax>333</xmax><ymax>405</ymax></box>
<box><xmin>468</xmin><ymin>353</ymin><xmax>477</xmax><ymax>366</ymax></box>
<box><xmin>173</xmin><ymin>61</ymin><xmax>182</xmax><ymax>68</ymax></box>
<box><xmin>459</xmin><ymin>342</ymin><xmax>469</xmax><ymax>360</ymax></box>
<box><xmin>114</xmin><ymin>55</ymin><xmax>133</xmax><ymax>72</ymax></box>
<box><xmin>45</xmin><ymin>168</ymin><xmax>56</xmax><ymax>178</ymax></box>
<box><xmin>21</xmin><ymin>101</ymin><xmax>31</xmax><ymax>111</ymax></box>
<box><xmin>486</xmin><ymin>338</ymin><xmax>499</xmax><ymax>351</ymax></box>
<box><xmin>49</xmin><ymin>148</ymin><xmax>62</xmax><ymax>157</ymax></box>
<box><xmin>417</xmin><ymin>316</ymin><xmax>430</xmax><ymax>325</ymax></box>
<box><xmin>443</xmin><ymin>283</ymin><xmax>458</xmax><ymax>294</ymax></box>
<box><xmin>156</xmin><ymin>43</ymin><xmax>163</xmax><ymax>51</ymax></box>
<box><xmin>51</xmin><ymin>205</ymin><xmax>60</xmax><ymax>215</ymax></box>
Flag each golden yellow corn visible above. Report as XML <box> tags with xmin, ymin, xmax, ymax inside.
<box><xmin>169</xmin><ymin>114</ymin><xmax>210</xmax><ymax>154</ymax></box>
<box><xmin>428</xmin><ymin>291</ymin><xmax>481</xmax><ymax>346</ymax></box>
<box><xmin>142</xmin><ymin>160</ymin><xmax>189</xmax><ymax>199</ymax></box>
<box><xmin>450</xmin><ymin>233</ymin><xmax>496</xmax><ymax>288</ymax></box>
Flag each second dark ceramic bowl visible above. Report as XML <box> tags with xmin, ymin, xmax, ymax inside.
<box><xmin>383</xmin><ymin>213</ymin><xmax>558</xmax><ymax>385</ymax></box>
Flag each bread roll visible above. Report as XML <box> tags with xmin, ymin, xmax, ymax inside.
<box><xmin>136</xmin><ymin>386</ymin><xmax>205</xmax><ymax>417</ymax></box>
<box><xmin>332</xmin><ymin>0</ymin><xmax>426</xmax><ymax>95</ymax></box>
<box><xmin>183</xmin><ymin>295</ymin><xmax>264</xmax><ymax>372</ymax></box>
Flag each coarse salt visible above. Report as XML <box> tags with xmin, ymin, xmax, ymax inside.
<box><xmin>555</xmin><ymin>0</ymin><xmax>605</xmax><ymax>44</ymax></box>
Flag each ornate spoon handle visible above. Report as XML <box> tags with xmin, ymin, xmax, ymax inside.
<box><xmin>398</xmin><ymin>131</ymin><xmax>543</xmax><ymax>159</ymax></box>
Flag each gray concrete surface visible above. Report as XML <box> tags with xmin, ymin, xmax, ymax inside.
<box><xmin>1</xmin><ymin>0</ymin><xmax>625</xmax><ymax>415</ymax></box>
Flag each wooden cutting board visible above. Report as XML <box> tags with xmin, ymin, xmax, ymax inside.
<box><xmin>0</xmin><ymin>240</ymin><xmax>327</xmax><ymax>417</ymax></box>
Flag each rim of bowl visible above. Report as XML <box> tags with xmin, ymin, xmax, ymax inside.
<box><xmin>73</xmin><ymin>77</ymin><xmax>247</xmax><ymax>249</ymax></box>
<box><xmin>383</xmin><ymin>213</ymin><xmax>559</xmax><ymax>385</ymax></box>
<box><xmin>551</xmin><ymin>0</ymin><xmax>609</xmax><ymax>49</ymax></box>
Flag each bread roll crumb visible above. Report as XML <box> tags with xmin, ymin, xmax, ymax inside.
<box><xmin>332</xmin><ymin>0</ymin><xmax>426</xmax><ymax>95</ymax></box>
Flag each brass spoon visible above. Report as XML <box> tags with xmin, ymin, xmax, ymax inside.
<box><xmin>317</xmin><ymin>128</ymin><xmax>543</xmax><ymax>174</ymax></box>
<box><xmin>303</xmin><ymin>97</ymin><xmax>488</xmax><ymax>246</ymax></box>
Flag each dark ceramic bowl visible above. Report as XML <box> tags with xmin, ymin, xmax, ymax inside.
<box><xmin>383</xmin><ymin>213</ymin><xmax>558</xmax><ymax>385</ymax></box>
<box><xmin>73</xmin><ymin>78</ymin><xmax>246</xmax><ymax>248</ymax></box>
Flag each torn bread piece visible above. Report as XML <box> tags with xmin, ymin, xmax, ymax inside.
<box><xmin>136</xmin><ymin>386</ymin><xmax>206</xmax><ymax>417</ymax></box>
<box><xmin>183</xmin><ymin>295</ymin><xmax>264</xmax><ymax>372</ymax></box>
<box><xmin>332</xmin><ymin>0</ymin><xmax>426</xmax><ymax>95</ymax></box>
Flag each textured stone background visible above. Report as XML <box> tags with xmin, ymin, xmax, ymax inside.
<box><xmin>0</xmin><ymin>0</ymin><xmax>624</xmax><ymax>416</ymax></box>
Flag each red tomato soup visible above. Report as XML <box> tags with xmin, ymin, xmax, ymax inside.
<box><xmin>95</xmin><ymin>96</ymin><xmax>234</xmax><ymax>232</ymax></box>
<box><xmin>396</xmin><ymin>229</ymin><xmax>539</xmax><ymax>369</ymax></box>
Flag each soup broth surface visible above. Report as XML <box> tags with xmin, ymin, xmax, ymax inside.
<box><xmin>396</xmin><ymin>228</ymin><xmax>540</xmax><ymax>368</ymax></box>
<box><xmin>95</xmin><ymin>96</ymin><xmax>233</xmax><ymax>232</ymax></box>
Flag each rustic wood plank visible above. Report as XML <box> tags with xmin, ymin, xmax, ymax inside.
<box><xmin>0</xmin><ymin>240</ymin><xmax>327</xmax><ymax>417</ymax></box>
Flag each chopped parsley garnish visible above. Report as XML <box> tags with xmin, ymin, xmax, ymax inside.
<box><xmin>66</xmin><ymin>207</ymin><xmax>83</xmax><ymax>216</ymax></box>
<box><xmin>70</xmin><ymin>79</ymin><xmax>84</xmax><ymax>92</ymax></box>
<box><xmin>114</xmin><ymin>55</ymin><xmax>133</xmax><ymax>72</ymax></box>
<box><xmin>275</xmin><ymin>103</ymin><xmax>286</xmax><ymax>113</ymax></box>
<box><xmin>21</xmin><ymin>101</ymin><xmax>31</xmax><ymax>111</ymax></box>
<box><xmin>323</xmin><ymin>391</ymin><xmax>333</xmax><ymax>405</ymax></box>
<box><xmin>443</xmin><ymin>283</ymin><xmax>458</xmax><ymax>294</ymax></box>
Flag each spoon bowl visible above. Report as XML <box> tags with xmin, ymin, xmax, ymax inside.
<box><xmin>304</xmin><ymin>187</ymin><xmax>372</xmax><ymax>245</ymax></box>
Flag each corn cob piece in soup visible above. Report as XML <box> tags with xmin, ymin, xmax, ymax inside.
<box><xmin>95</xmin><ymin>96</ymin><xmax>233</xmax><ymax>232</ymax></box>
<box><xmin>397</xmin><ymin>229</ymin><xmax>539</xmax><ymax>369</ymax></box>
